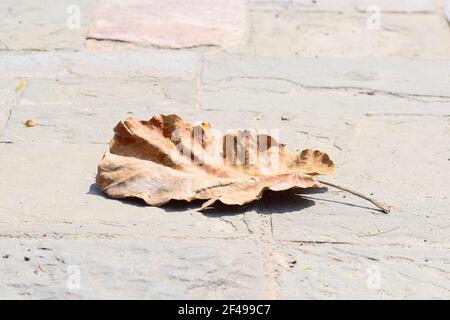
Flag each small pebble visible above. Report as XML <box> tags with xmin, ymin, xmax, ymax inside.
<box><xmin>24</xmin><ymin>119</ymin><xmax>36</xmax><ymax>127</ymax></box>
<box><xmin>24</xmin><ymin>256</ymin><xmax>30</xmax><ymax>261</ymax></box>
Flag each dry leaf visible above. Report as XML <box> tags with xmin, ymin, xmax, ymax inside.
<box><xmin>15</xmin><ymin>80</ymin><xmax>26</xmax><ymax>93</ymax></box>
<box><xmin>96</xmin><ymin>114</ymin><xmax>335</xmax><ymax>210</ymax></box>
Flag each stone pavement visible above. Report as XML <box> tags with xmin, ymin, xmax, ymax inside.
<box><xmin>0</xmin><ymin>0</ymin><xmax>449</xmax><ymax>299</ymax></box>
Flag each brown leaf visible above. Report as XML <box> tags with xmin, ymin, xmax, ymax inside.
<box><xmin>96</xmin><ymin>114</ymin><xmax>335</xmax><ymax>209</ymax></box>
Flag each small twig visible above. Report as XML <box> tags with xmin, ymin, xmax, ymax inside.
<box><xmin>34</xmin><ymin>255</ymin><xmax>45</xmax><ymax>273</ymax></box>
<box><xmin>318</xmin><ymin>180</ymin><xmax>392</xmax><ymax>214</ymax></box>
<box><xmin>358</xmin><ymin>226</ymin><xmax>399</xmax><ymax>238</ymax></box>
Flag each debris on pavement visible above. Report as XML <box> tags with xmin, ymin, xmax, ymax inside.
<box><xmin>96</xmin><ymin>114</ymin><xmax>391</xmax><ymax>213</ymax></box>
<box><xmin>24</xmin><ymin>119</ymin><xmax>36</xmax><ymax>127</ymax></box>
<box><xmin>96</xmin><ymin>114</ymin><xmax>335</xmax><ymax>210</ymax></box>
<box><xmin>15</xmin><ymin>80</ymin><xmax>25</xmax><ymax>93</ymax></box>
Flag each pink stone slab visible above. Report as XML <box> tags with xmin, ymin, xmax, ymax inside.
<box><xmin>87</xmin><ymin>0</ymin><xmax>246</xmax><ymax>49</ymax></box>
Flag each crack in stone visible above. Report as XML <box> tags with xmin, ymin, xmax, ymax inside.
<box><xmin>218</xmin><ymin>217</ymin><xmax>238</xmax><ymax>232</ymax></box>
<box><xmin>0</xmin><ymin>232</ymin><xmax>244</xmax><ymax>241</ymax></box>
<box><xmin>397</xmin><ymin>272</ymin><xmax>450</xmax><ymax>292</ymax></box>
<box><xmin>206</xmin><ymin>76</ymin><xmax>450</xmax><ymax>102</ymax></box>
<box><xmin>259</xmin><ymin>213</ymin><xmax>280</xmax><ymax>299</ymax></box>
<box><xmin>241</xmin><ymin>213</ymin><xmax>254</xmax><ymax>234</ymax></box>
<box><xmin>284</xmin><ymin>240</ymin><xmax>354</xmax><ymax>245</ymax></box>
<box><xmin>0</xmin><ymin>47</ymin><xmax>70</xmax><ymax>52</ymax></box>
<box><xmin>86</xmin><ymin>37</ymin><xmax>219</xmax><ymax>51</ymax></box>
<box><xmin>296</xmin><ymin>130</ymin><xmax>332</xmax><ymax>140</ymax></box>
<box><xmin>256</xmin><ymin>201</ymin><xmax>282</xmax><ymax>299</ymax></box>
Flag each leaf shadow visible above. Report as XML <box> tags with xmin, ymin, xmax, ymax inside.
<box><xmin>87</xmin><ymin>183</ymin><xmax>104</xmax><ymax>197</ymax></box>
<box><xmin>87</xmin><ymin>183</ymin><xmax>149</xmax><ymax>208</ymax></box>
<box><xmin>161</xmin><ymin>188</ymin><xmax>326</xmax><ymax>216</ymax></box>
<box><xmin>88</xmin><ymin>184</ymin><xmax>379</xmax><ymax>216</ymax></box>
<box><xmin>299</xmin><ymin>195</ymin><xmax>376</xmax><ymax>211</ymax></box>
<box><xmin>87</xmin><ymin>183</ymin><xmax>327</xmax><ymax>214</ymax></box>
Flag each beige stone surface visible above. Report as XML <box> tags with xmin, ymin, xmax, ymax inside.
<box><xmin>0</xmin><ymin>239</ymin><xmax>265</xmax><ymax>299</ymax></box>
<box><xmin>0</xmin><ymin>0</ymin><xmax>97</xmax><ymax>51</ymax></box>
<box><xmin>276</xmin><ymin>243</ymin><xmax>450</xmax><ymax>299</ymax></box>
<box><xmin>0</xmin><ymin>0</ymin><xmax>449</xmax><ymax>299</ymax></box>
<box><xmin>248</xmin><ymin>11</ymin><xmax>450</xmax><ymax>58</ymax></box>
<box><xmin>0</xmin><ymin>143</ymin><xmax>257</xmax><ymax>239</ymax></box>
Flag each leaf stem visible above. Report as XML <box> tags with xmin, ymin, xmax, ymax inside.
<box><xmin>318</xmin><ymin>180</ymin><xmax>392</xmax><ymax>214</ymax></box>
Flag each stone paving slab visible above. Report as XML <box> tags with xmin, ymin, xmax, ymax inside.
<box><xmin>0</xmin><ymin>239</ymin><xmax>264</xmax><ymax>299</ymax></box>
<box><xmin>2</xmin><ymin>105</ymin><xmax>151</xmax><ymax>144</ymax></box>
<box><xmin>271</xmin><ymin>197</ymin><xmax>450</xmax><ymax>247</ymax></box>
<box><xmin>203</xmin><ymin>55</ymin><xmax>450</xmax><ymax>114</ymax></box>
<box><xmin>332</xmin><ymin>114</ymin><xmax>449</xmax><ymax>211</ymax></box>
<box><xmin>87</xmin><ymin>0</ymin><xmax>246</xmax><ymax>49</ymax></box>
<box><xmin>1</xmin><ymin>0</ymin><xmax>450</xmax><ymax>300</ymax></box>
<box><xmin>250</xmin><ymin>0</ymin><xmax>435</xmax><ymax>13</ymax></box>
<box><xmin>203</xmin><ymin>54</ymin><xmax>450</xmax><ymax>98</ymax></box>
<box><xmin>2</xmin><ymin>111</ymin><xmax>448</xmax><ymax>246</ymax></box>
<box><xmin>1</xmin><ymin>107</ymin><xmax>262</xmax><ymax>144</ymax></box>
<box><xmin>0</xmin><ymin>0</ymin><xmax>97</xmax><ymax>51</ymax></box>
<box><xmin>247</xmin><ymin>10</ymin><xmax>450</xmax><ymax>58</ymax></box>
<box><xmin>0</xmin><ymin>106</ymin><xmax>352</xmax><ymax>166</ymax></box>
<box><xmin>12</xmin><ymin>78</ymin><xmax>196</xmax><ymax>108</ymax></box>
<box><xmin>0</xmin><ymin>51</ymin><xmax>200</xmax><ymax>80</ymax></box>
<box><xmin>0</xmin><ymin>143</ymin><xmax>254</xmax><ymax>239</ymax></box>
<box><xmin>275</xmin><ymin>243</ymin><xmax>450</xmax><ymax>299</ymax></box>
<box><xmin>266</xmin><ymin>114</ymin><xmax>450</xmax><ymax>247</ymax></box>
<box><xmin>203</xmin><ymin>82</ymin><xmax>450</xmax><ymax>115</ymax></box>
<box><xmin>247</xmin><ymin>111</ymin><xmax>356</xmax><ymax>160</ymax></box>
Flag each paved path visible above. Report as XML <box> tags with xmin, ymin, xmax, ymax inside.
<box><xmin>0</xmin><ymin>0</ymin><xmax>449</xmax><ymax>299</ymax></box>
